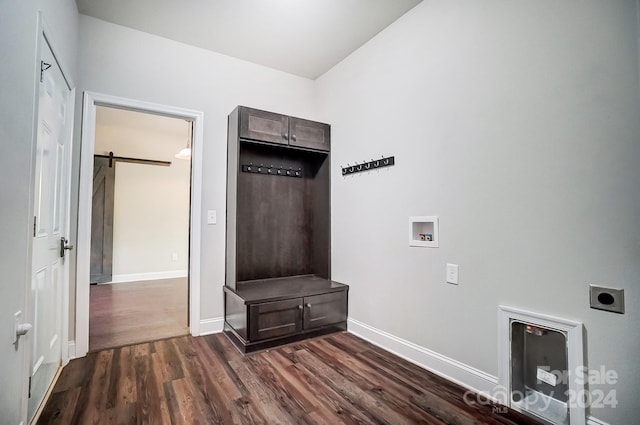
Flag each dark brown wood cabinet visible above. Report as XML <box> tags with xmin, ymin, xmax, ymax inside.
<box><xmin>303</xmin><ymin>292</ymin><xmax>347</xmax><ymax>330</ymax></box>
<box><xmin>289</xmin><ymin>117</ymin><xmax>331</xmax><ymax>151</ymax></box>
<box><xmin>246</xmin><ymin>290</ymin><xmax>347</xmax><ymax>342</ymax></box>
<box><xmin>224</xmin><ymin>276</ymin><xmax>348</xmax><ymax>353</ymax></box>
<box><xmin>224</xmin><ymin>106</ymin><xmax>347</xmax><ymax>354</ymax></box>
<box><xmin>237</xmin><ymin>106</ymin><xmax>330</xmax><ymax>152</ymax></box>
<box><xmin>238</xmin><ymin>107</ymin><xmax>289</xmax><ymax>146</ymax></box>
<box><xmin>249</xmin><ymin>298</ymin><xmax>303</xmax><ymax>341</ymax></box>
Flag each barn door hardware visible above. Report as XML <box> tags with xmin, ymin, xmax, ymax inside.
<box><xmin>94</xmin><ymin>151</ymin><xmax>172</xmax><ymax>168</ymax></box>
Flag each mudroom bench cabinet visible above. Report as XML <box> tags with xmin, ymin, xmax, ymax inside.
<box><xmin>223</xmin><ymin>106</ymin><xmax>348</xmax><ymax>353</ymax></box>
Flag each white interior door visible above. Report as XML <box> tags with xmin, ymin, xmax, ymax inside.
<box><xmin>28</xmin><ymin>34</ymin><xmax>73</xmax><ymax>421</ymax></box>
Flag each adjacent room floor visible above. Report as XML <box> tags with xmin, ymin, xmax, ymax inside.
<box><xmin>89</xmin><ymin>277</ymin><xmax>189</xmax><ymax>352</ymax></box>
<box><xmin>38</xmin><ymin>332</ymin><xmax>541</xmax><ymax>425</ymax></box>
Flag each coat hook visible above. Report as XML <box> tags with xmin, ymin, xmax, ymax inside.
<box><xmin>342</xmin><ymin>155</ymin><xmax>394</xmax><ymax>176</ymax></box>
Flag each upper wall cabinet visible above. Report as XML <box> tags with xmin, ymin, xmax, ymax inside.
<box><xmin>289</xmin><ymin>117</ymin><xmax>330</xmax><ymax>151</ymax></box>
<box><xmin>238</xmin><ymin>106</ymin><xmax>330</xmax><ymax>152</ymax></box>
<box><xmin>239</xmin><ymin>107</ymin><xmax>289</xmax><ymax>146</ymax></box>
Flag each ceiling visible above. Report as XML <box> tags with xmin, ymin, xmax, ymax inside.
<box><xmin>75</xmin><ymin>0</ymin><xmax>423</xmax><ymax>79</ymax></box>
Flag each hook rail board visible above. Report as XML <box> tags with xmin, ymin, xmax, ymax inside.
<box><xmin>241</xmin><ymin>163</ymin><xmax>303</xmax><ymax>178</ymax></box>
<box><xmin>342</xmin><ymin>156</ymin><xmax>394</xmax><ymax>176</ymax></box>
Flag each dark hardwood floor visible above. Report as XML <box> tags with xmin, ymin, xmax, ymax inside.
<box><xmin>38</xmin><ymin>332</ymin><xmax>540</xmax><ymax>425</ymax></box>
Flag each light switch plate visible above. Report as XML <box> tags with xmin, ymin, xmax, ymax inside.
<box><xmin>446</xmin><ymin>263</ymin><xmax>459</xmax><ymax>285</ymax></box>
<box><xmin>207</xmin><ymin>210</ymin><xmax>216</xmax><ymax>225</ymax></box>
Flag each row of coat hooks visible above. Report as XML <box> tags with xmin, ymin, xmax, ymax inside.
<box><xmin>242</xmin><ymin>163</ymin><xmax>303</xmax><ymax>178</ymax></box>
<box><xmin>342</xmin><ymin>155</ymin><xmax>395</xmax><ymax>176</ymax></box>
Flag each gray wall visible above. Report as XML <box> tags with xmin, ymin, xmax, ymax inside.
<box><xmin>0</xmin><ymin>0</ymin><xmax>78</xmax><ymax>422</ymax></box>
<box><xmin>317</xmin><ymin>1</ymin><xmax>640</xmax><ymax>423</ymax></box>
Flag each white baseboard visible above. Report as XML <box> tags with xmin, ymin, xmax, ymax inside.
<box><xmin>587</xmin><ymin>416</ymin><xmax>609</xmax><ymax>425</ymax></box>
<box><xmin>347</xmin><ymin>318</ymin><xmax>498</xmax><ymax>398</ymax></box>
<box><xmin>199</xmin><ymin>317</ymin><xmax>224</xmax><ymax>335</ymax></box>
<box><xmin>109</xmin><ymin>270</ymin><xmax>188</xmax><ymax>283</ymax></box>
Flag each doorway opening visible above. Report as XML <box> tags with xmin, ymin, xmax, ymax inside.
<box><xmin>88</xmin><ymin>106</ymin><xmax>192</xmax><ymax>351</ymax></box>
<box><xmin>76</xmin><ymin>93</ymin><xmax>203</xmax><ymax>358</ymax></box>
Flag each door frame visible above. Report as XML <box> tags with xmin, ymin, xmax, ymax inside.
<box><xmin>76</xmin><ymin>92</ymin><xmax>204</xmax><ymax>357</ymax></box>
<box><xmin>23</xmin><ymin>12</ymin><xmax>76</xmax><ymax>423</ymax></box>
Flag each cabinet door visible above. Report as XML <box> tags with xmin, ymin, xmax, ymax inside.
<box><xmin>239</xmin><ymin>107</ymin><xmax>289</xmax><ymax>145</ymax></box>
<box><xmin>303</xmin><ymin>291</ymin><xmax>346</xmax><ymax>330</ymax></box>
<box><xmin>289</xmin><ymin>117</ymin><xmax>330</xmax><ymax>151</ymax></box>
<box><xmin>249</xmin><ymin>298</ymin><xmax>303</xmax><ymax>341</ymax></box>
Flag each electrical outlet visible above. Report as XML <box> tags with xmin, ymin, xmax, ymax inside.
<box><xmin>171</xmin><ymin>253</ymin><xmax>178</xmax><ymax>261</ymax></box>
<box><xmin>446</xmin><ymin>264</ymin><xmax>459</xmax><ymax>285</ymax></box>
<box><xmin>590</xmin><ymin>285</ymin><xmax>624</xmax><ymax>314</ymax></box>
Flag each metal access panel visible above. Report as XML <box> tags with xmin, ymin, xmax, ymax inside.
<box><xmin>511</xmin><ymin>320</ymin><xmax>569</xmax><ymax>425</ymax></box>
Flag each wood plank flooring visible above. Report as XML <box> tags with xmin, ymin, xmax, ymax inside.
<box><xmin>38</xmin><ymin>332</ymin><xmax>541</xmax><ymax>425</ymax></box>
<box><xmin>89</xmin><ymin>278</ymin><xmax>189</xmax><ymax>351</ymax></box>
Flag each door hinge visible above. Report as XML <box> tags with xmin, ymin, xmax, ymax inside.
<box><xmin>33</xmin><ymin>216</ymin><xmax>37</xmax><ymax>237</ymax></box>
<box><xmin>28</xmin><ymin>376</ymin><xmax>32</xmax><ymax>398</ymax></box>
<box><xmin>40</xmin><ymin>61</ymin><xmax>51</xmax><ymax>83</ymax></box>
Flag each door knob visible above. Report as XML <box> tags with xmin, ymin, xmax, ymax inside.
<box><xmin>16</xmin><ymin>323</ymin><xmax>32</xmax><ymax>338</ymax></box>
<box><xmin>60</xmin><ymin>237</ymin><xmax>74</xmax><ymax>258</ymax></box>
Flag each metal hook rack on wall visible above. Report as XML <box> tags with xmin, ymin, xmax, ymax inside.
<box><xmin>341</xmin><ymin>156</ymin><xmax>395</xmax><ymax>176</ymax></box>
<box><xmin>241</xmin><ymin>163</ymin><xmax>303</xmax><ymax>178</ymax></box>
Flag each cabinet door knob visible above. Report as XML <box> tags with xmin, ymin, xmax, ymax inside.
<box><xmin>298</xmin><ymin>305</ymin><xmax>303</xmax><ymax>310</ymax></box>
<box><xmin>305</xmin><ymin>303</ymin><xmax>311</xmax><ymax>308</ymax></box>
<box><xmin>283</xmin><ymin>132</ymin><xmax>289</xmax><ymax>140</ymax></box>
<box><xmin>292</xmin><ymin>134</ymin><xmax>297</xmax><ymax>141</ymax></box>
